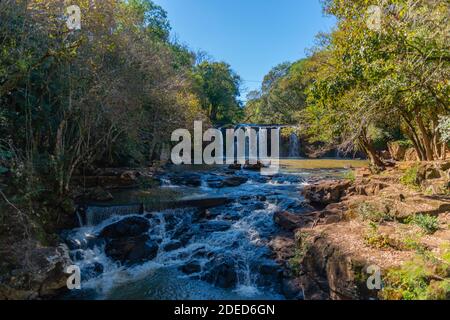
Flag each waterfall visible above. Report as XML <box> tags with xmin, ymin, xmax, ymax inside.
<box><xmin>288</xmin><ymin>133</ymin><xmax>300</xmax><ymax>158</ymax></box>
<box><xmin>84</xmin><ymin>204</ymin><xmax>143</xmax><ymax>226</ymax></box>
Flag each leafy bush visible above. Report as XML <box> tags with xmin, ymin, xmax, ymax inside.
<box><xmin>400</xmin><ymin>165</ymin><xmax>420</xmax><ymax>188</ymax></box>
<box><xmin>406</xmin><ymin>214</ymin><xmax>439</xmax><ymax>235</ymax></box>
<box><xmin>381</xmin><ymin>246</ymin><xmax>450</xmax><ymax>300</ymax></box>
<box><xmin>437</xmin><ymin>116</ymin><xmax>450</xmax><ymax>143</ymax></box>
<box><xmin>343</xmin><ymin>170</ymin><xmax>356</xmax><ymax>182</ymax></box>
<box><xmin>358</xmin><ymin>203</ymin><xmax>394</xmax><ymax>223</ymax></box>
<box><xmin>364</xmin><ymin>222</ymin><xmax>403</xmax><ymax>250</ymax></box>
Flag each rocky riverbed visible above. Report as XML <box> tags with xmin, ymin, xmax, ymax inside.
<box><xmin>59</xmin><ymin>161</ymin><xmax>368</xmax><ymax>300</ymax></box>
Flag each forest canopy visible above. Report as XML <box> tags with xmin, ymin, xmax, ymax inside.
<box><xmin>245</xmin><ymin>0</ymin><xmax>449</xmax><ymax>165</ymax></box>
<box><xmin>0</xmin><ymin>0</ymin><xmax>243</xmax><ymax>195</ymax></box>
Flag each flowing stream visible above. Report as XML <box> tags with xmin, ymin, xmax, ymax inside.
<box><xmin>61</xmin><ymin>160</ymin><xmax>367</xmax><ymax>300</ymax></box>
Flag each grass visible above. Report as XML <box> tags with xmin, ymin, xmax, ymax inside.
<box><xmin>279</xmin><ymin>159</ymin><xmax>369</xmax><ymax>170</ymax></box>
<box><xmin>289</xmin><ymin>231</ymin><xmax>312</xmax><ymax>276</ymax></box>
<box><xmin>342</xmin><ymin>170</ymin><xmax>356</xmax><ymax>182</ymax></box>
<box><xmin>364</xmin><ymin>222</ymin><xmax>403</xmax><ymax>250</ymax></box>
<box><xmin>400</xmin><ymin>165</ymin><xmax>420</xmax><ymax>189</ymax></box>
<box><xmin>406</xmin><ymin>214</ymin><xmax>440</xmax><ymax>235</ymax></box>
<box><xmin>380</xmin><ymin>245</ymin><xmax>450</xmax><ymax>300</ymax></box>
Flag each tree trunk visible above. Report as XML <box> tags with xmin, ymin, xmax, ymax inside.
<box><xmin>416</xmin><ymin>116</ymin><xmax>435</xmax><ymax>161</ymax></box>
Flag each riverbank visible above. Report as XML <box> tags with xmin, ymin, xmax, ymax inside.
<box><xmin>272</xmin><ymin>161</ymin><xmax>450</xmax><ymax>300</ymax></box>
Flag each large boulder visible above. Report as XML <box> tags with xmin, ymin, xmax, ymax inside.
<box><xmin>104</xmin><ymin>235</ymin><xmax>158</xmax><ymax>266</ymax></box>
<box><xmin>404</xmin><ymin>148</ymin><xmax>419</xmax><ymax>162</ymax></box>
<box><xmin>99</xmin><ymin>217</ymin><xmax>150</xmax><ymax>239</ymax></box>
<box><xmin>0</xmin><ymin>241</ymin><xmax>72</xmax><ymax>299</ymax></box>
<box><xmin>274</xmin><ymin>212</ymin><xmax>312</xmax><ymax>231</ymax></box>
<box><xmin>202</xmin><ymin>256</ymin><xmax>238</xmax><ymax>289</ymax></box>
<box><xmin>302</xmin><ymin>180</ymin><xmax>352</xmax><ymax>207</ymax></box>
<box><xmin>388</xmin><ymin>142</ymin><xmax>408</xmax><ymax>161</ymax></box>
<box><xmin>180</xmin><ymin>260</ymin><xmax>202</xmax><ymax>275</ymax></box>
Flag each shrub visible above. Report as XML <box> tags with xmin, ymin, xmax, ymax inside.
<box><xmin>400</xmin><ymin>165</ymin><xmax>420</xmax><ymax>188</ymax></box>
<box><xmin>364</xmin><ymin>222</ymin><xmax>403</xmax><ymax>250</ymax></box>
<box><xmin>343</xmin><ymin>170</ymin><xmax>356</xmax><ymax>182</ymax></box>
<box><xmin>381</xmin><ymin>247</ymin><xmax>450</xmax><ymax>300</ymax></box>
<box><xmin>358</xmin><ymin>203</ymin><xmax>394</xmax><ymax>223</ymax></box>
<box><xmin>406</xmin><ymin>214</ymin><xmax>439</xmax><ymax>235</ymax></box>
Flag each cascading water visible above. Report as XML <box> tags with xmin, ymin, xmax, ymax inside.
<box><xmin>62</xmin><ymin>165</ymin><xmax>347</xmax><ymax>300</ymax></box>
<box><xmin>289</xmin><ymin>133</ymin><xmax>300</xmax><ymax>158</ymax></box>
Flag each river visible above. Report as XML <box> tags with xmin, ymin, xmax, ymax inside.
<box><xmin>61</xmin><ymin>159</ymin><xmax>367</xmax><ymax>300</ymax></box>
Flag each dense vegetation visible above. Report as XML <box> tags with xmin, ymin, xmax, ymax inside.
<box><xmin>246</xmin><ymin>0</ymin><xmax>449</xmax><ymax>166</ymax></box>
<box><xmin>0</xmin><ymin>0</ymin><xmax>243</xmax><ymax>198</ymax></box>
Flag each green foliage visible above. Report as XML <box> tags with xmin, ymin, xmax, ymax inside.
<box><xmin>303</xmin><ymin>0</ymin><xmax>449</xmax><ymax>162</ymax></box>
<box><xmin>194</xmin><ymin>61</ymin><xmax>243</xmax><ymax>125</ymax></box>
<box><xmin>342</xmin><ymin>170</ymin><xmax>356</xmax><ymax>182</ymax></box>
<box><xmin>289</xmin><ymin>231</ymin><xmax>312</xmax><ymax>276</ymax></box>
<box><xmin>364</xmin><ymin>222</ymin><xmax>402</xmax><ymax>250</ymax></box>
<box><xmin>400</xmin><ymin>165</ymin><xmax>420</xmax><ymax>189</ymax></box>
<box><xmin>358</xmin><ymin>203</ymin><xmax>393</xmax><ymax>223</ymax></box>
<box><xmin>381</xmin><ymin>247</ymin><xmax>450</xmax><ymax>300</ymax></box>
<box><xmin>244</xmin><ymin>60</ymin><xmax>309</xmax><ymax>125</ymax></box>
<box><xmin>406</xmin><ymin>215</ymin><xmax>440</xmax><ymax>235</ymax></box>
<box><xmin>437</xmin><ymin>116</ymin><xmax>450</xmax><ymax>143</ymax></box>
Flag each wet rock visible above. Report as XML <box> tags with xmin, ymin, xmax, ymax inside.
<box><xmin>82</xmin><ymin>262</ymin><xmax>104</xmax><ymax>281</ymax></box>
<box><xmin>209</xmin><ymin>176</ymin><xmax>248</xmax><ymax>188</ymax></box>
<box><xmin>180</xmin><ymin>260</ymin><xmax>202</xmax><ymax>275</ymax></box>
<box><xmin>282</xmin><ymin>278</ymin><xmax>305</xmax><ymax>300</ymax></box>
<box><xmin>163</xmin><ymin>240</ymin><xmax>183</xmax><ymax>252</ymax></box>
<box><xmin>269</xmin><ymin>236</ymin><xmax>296</xmax><ymax>263</ymax></box>
<box><xmin>119</xmin><ymin>170</ymin><xmax>139</xmax><ymax>186</ymax></box>
<box><xmin>170</xmin><ymin>173</ymin><xmax>202</xmax><ymax>187</ymax></box>
<box><xmin>243</xmin><ymin>161</ymin><xmax>264</xmax><ymax>171</ymax></box>
<box><xmin>99</xmin><ymin>217</ymin><xmax>150</xmax><ymax>239</ymax></box>
<box><xmin>255</xmin><ymin>261</ymin><xmax>283</xmax><ymax>288</ymax></box>
<box><xmin>104</xmin><ymin>235</ymin><xmax>158</xmax><ymax>266</ymax></box>
<box><xmin>228</xmin><ymin>163</ymin><xmax>242</xmax><ymax>170</ymax></box>
<box><xmin>87</xmin><ymin>187</ymin><xmax>114</xmax><ymax>202</ymax></box>
<box><xmin>274</xmin><ymin>212</ymin><xmax>312</xmax><ymax>231</ymax></box>
<box><xmin>302</xmin><ymin>180</ymin><xmax>351</xmax><ymax>207</ymax></box>
<box><xmin>202</xmin><ymin>256</ymin><xmax>238</xmax><ymax>289</ymax></box>
<box><xmin>200</xmin><ymin>221</ymin><xmax>232</xmax><ymax>233</ymax></box>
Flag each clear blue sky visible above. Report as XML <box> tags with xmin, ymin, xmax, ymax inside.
<box><xmin>153</xmin><ymin>0</ymin><xmax>336</xmax><ymax>98</ymax></box>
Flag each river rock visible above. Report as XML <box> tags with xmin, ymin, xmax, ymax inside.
<box><xmin>104</xmin><ymin>235</ymin><xmax>158</xmax><ymax>266</ymax></box>
<box><xmin>99</xmin><ymin>217</ymin><xmax>150</xmax><ymax>239</ymax></box>
<box><xmin>200</xmin><ymin>221</ymin><xmax>232</xmax><ymax>233</ymax></box>
<box><xmin>273</xmin><ymin>212</ymin><xmax>312</xmax><ymax>231</ymax></box>
<box><xmin>302</xmin><ymin>180</ymin><xmax>352</xmax><ymax>207</ymax></box>
<box><xmin>169</xmin><ymin>173</ymin><xmax>202</xmax><ymax>187</ymax></box>
<box><xmin>243</xmin><ymin>161</ymin><xmax>264</xmax><ymax>171</ymax></box>
<box><xmin>163</xmin><ymin>240</ymin><xmax>183</xmax><ymax>252</ymax></box>
<box><xmin>208</xmin><ymin>176</ymin><xmax>248</xmax><ymax>188</ymax></box>
<box><xmin>202</xmin><ymin>256</ymin><xmax>238</xmax><ymax>289</ymax></box>
<box><xmin>180</xmin><ymin>260</ymin><xmax>202</xmax><ymax>275</ymax></box>
<box><xmin>82</xmin><ymin>262</ymin><xmax>104</xmax><ymax>281</ymax></box>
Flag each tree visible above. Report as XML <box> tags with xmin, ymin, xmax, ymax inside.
<box><xmin>193</xmin><ymin>61</ymin><xmax>243</xmax><ymax>125</ymax></box>
<box><xmin>304</xmin><ymin>0</ymin><xmax>449</xmax><ymax>165</ymax></box>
